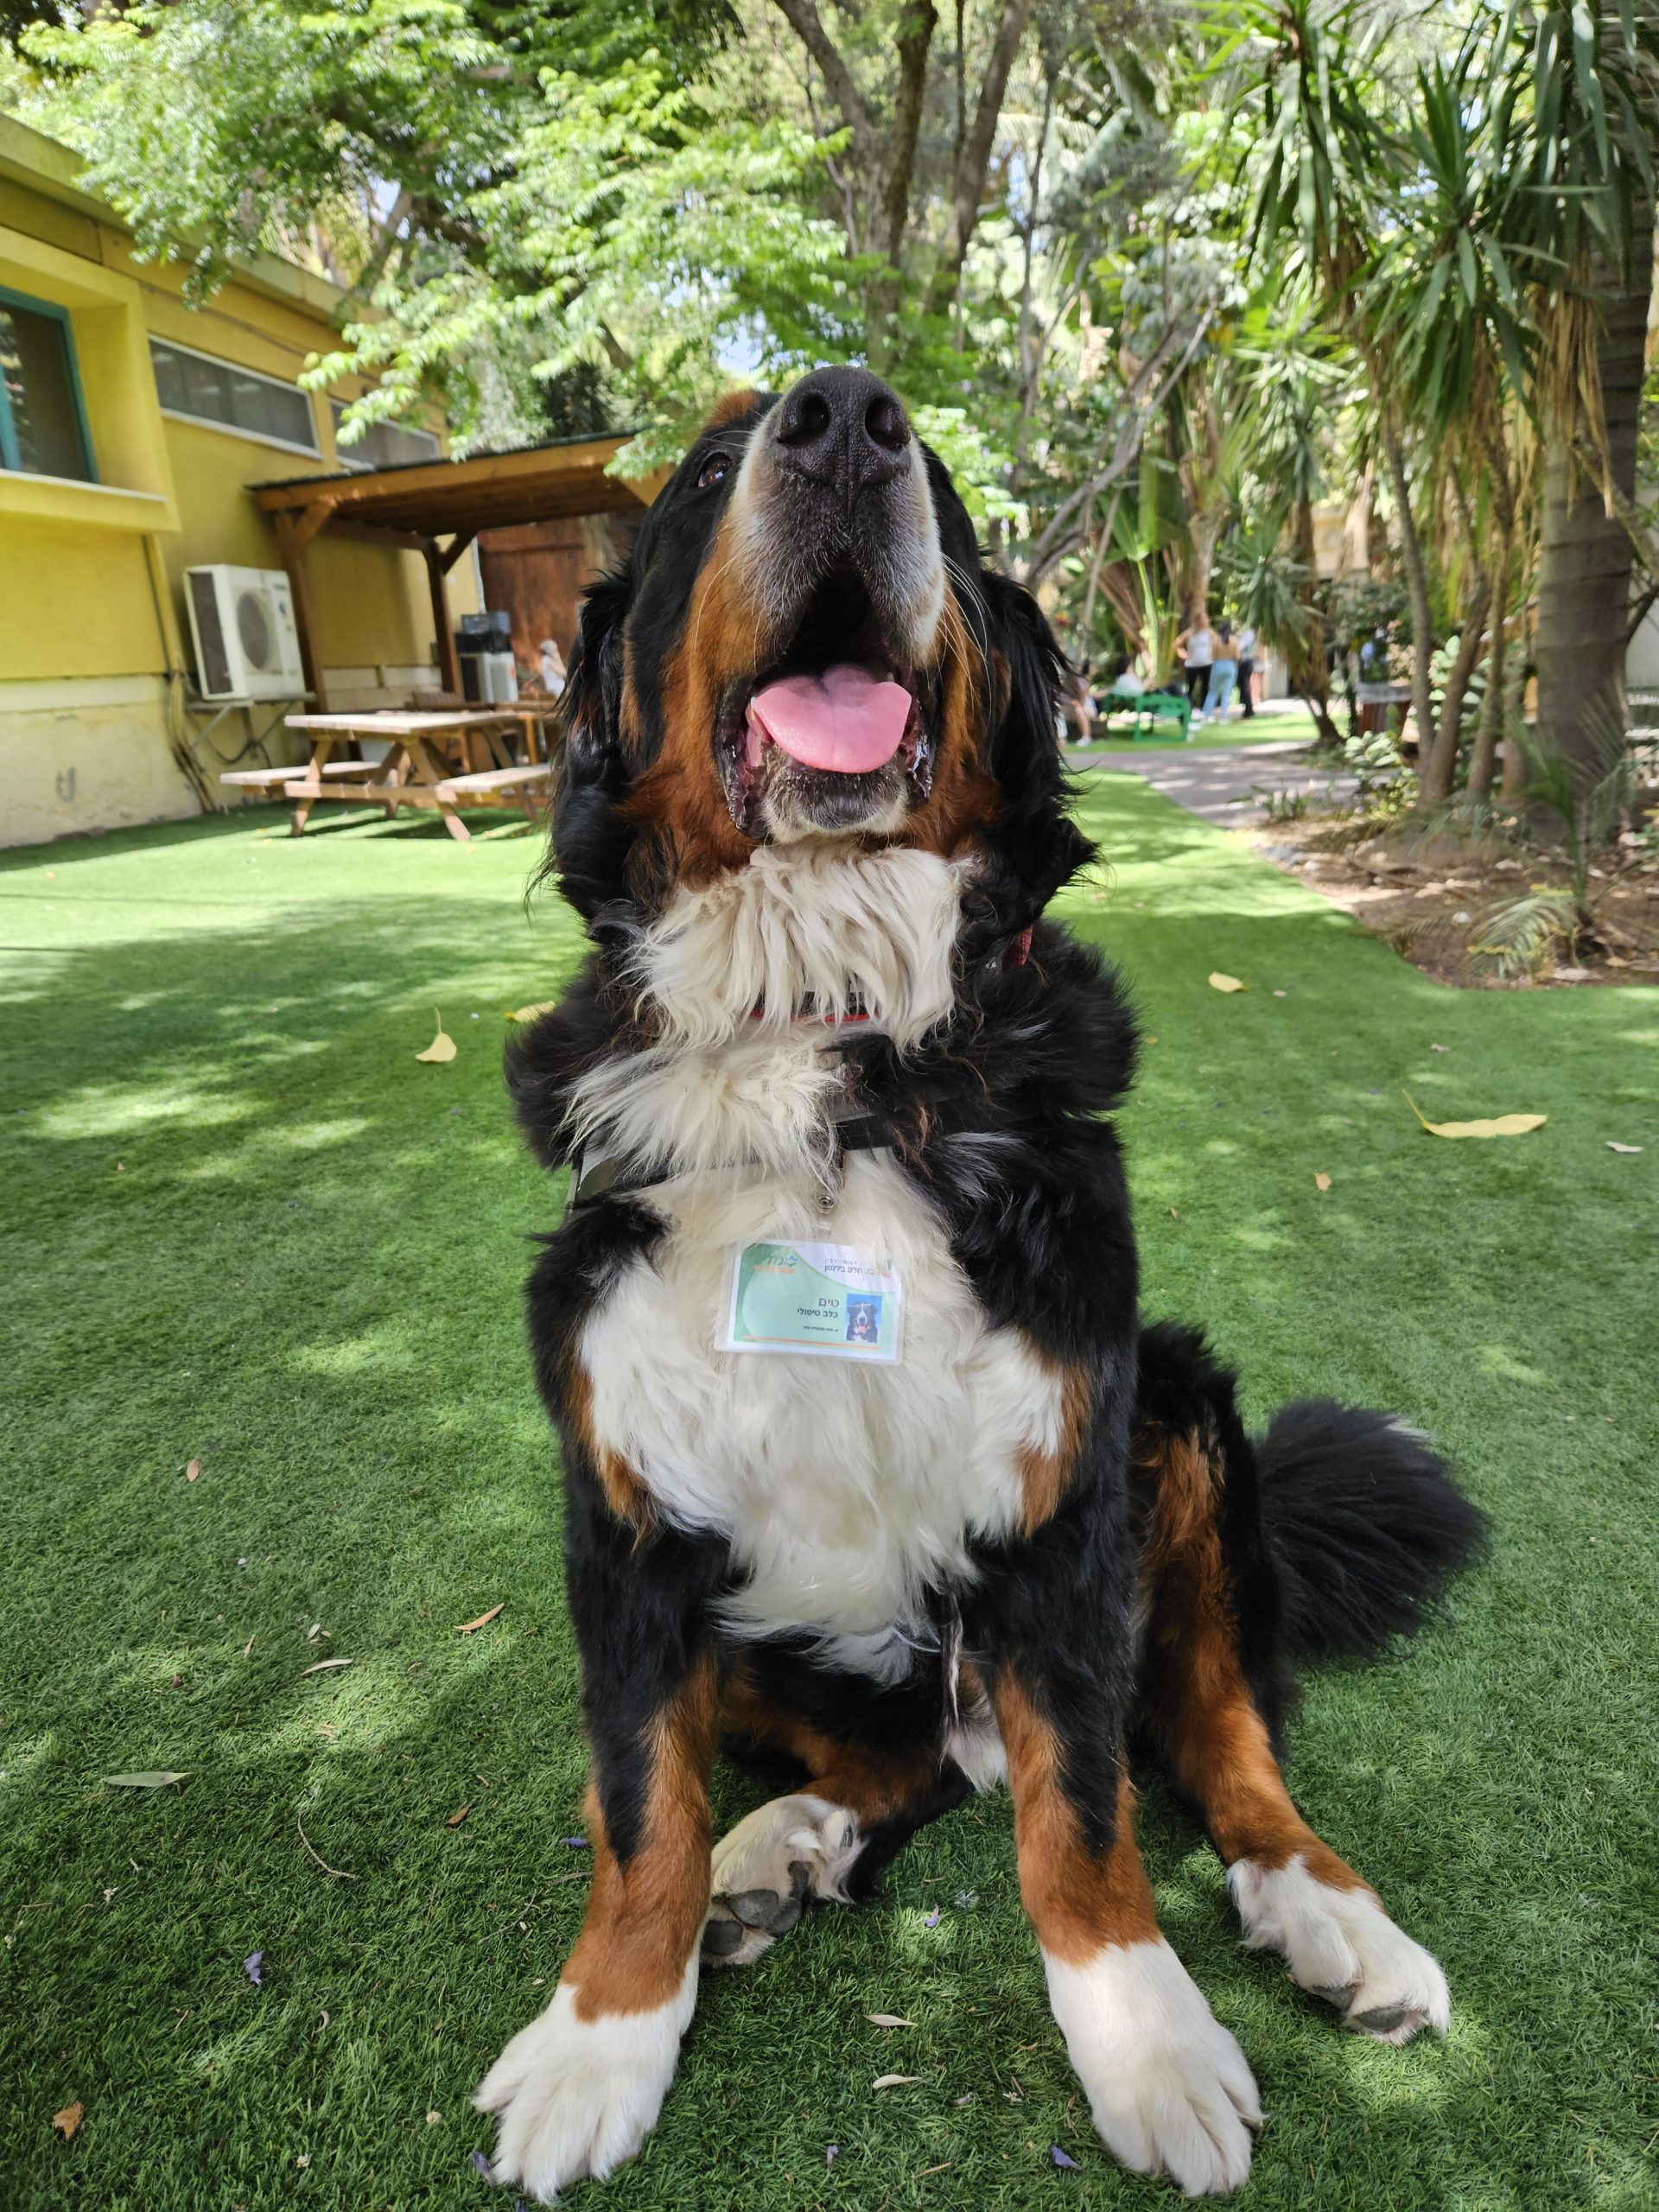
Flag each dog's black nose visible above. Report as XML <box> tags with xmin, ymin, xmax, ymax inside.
<box><xmin>773</xmin><ymin>366</ymin><xmax>910</xmax><ymax>503</ymax></box>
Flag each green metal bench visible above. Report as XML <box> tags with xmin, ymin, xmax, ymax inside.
<box><xmin>1094</xmin><ymin>684</ymin><xmax>1192</xmax><ymax>743</ymax></box>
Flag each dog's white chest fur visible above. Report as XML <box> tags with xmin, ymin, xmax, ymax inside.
<box><xmin>570</xmin><ymin>843</ymin><xmax>1061</xmax><ymax>1676</ymax></box>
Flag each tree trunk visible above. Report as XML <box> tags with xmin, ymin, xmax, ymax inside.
<box><xmin>930</xmin><ymin>0</ymin><xmax>1035</xmax><ymax>308</ymax></box>
<box><xmin>1466</xmin><ymin>570</ymin><xmax>1510</xmax><ymax>798</ymax></box>
<box><xmin>1420</xmin><ymin>575</ymin><xmax>1492</xmax><ymax>804</ymax></box>
<box><xmin>1535</xmin><ymin>201</ymin><xmax>1655</xmax><ymax>770</ymax></box>
<box><xmin>1375</xmin><ymin>416</ymin><xmax>1436</xmax><ymax>792</ymax></box>
<box><xmin>1285</xmin><ymin>495</ymin><xmax>1339</xmax><ymax>747</ymax></box>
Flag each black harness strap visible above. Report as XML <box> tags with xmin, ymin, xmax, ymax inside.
<box><xmin>566</xmin><ymin>925</ymin><xmax>1036</xmax><ymax>1209</ymax></box>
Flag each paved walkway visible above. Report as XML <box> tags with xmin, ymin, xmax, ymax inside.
<box><xmin>1073</xmin><ymin>737</ymin><xmax>1357</xmax><ymax>825</ymax></box>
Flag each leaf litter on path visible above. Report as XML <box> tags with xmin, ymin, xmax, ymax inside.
<box><xmin>866</xmin><ymin>2013</ymin><xmax>912</xmax><ymax>2028</ymax></box>
<box><xmin>1208</xmin><ymin>972</ymin><xmax>1245</xmax><ymax>992</ymax></box>
<box><xmin>872</xmin><ymin>2074</ymin><xmax>919</xmax><ymax>2090</ymax></box>
<box><xmin>454</xmin><ymin>1603</ymin><xmax>504</xmax><ymax>1634</ymax></box>
<box><xmin>52</xmin><ymin>2103</ymin><xmax>83</xmax><ymax>2142</ymax></box>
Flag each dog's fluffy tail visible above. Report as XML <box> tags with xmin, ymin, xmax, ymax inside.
<box><xmin>1253</xmin><ymin>1400</ymin><xmax>1487</xmax><ymax>1665</ymax></box>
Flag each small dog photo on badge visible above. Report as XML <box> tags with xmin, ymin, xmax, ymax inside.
<box><xmin>846</xmin><ymin>1294</ymin><xmax>880</xmax><ymax>1344</ymax></box>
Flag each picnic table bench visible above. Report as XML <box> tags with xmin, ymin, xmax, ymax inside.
<box><xmin>220</xmin><ymin>709</ymin><xmax>554</xmax><ymax>841</ymax></box>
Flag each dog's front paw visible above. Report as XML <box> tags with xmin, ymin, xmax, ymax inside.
<box><xmin>1230</xmin><ymin>1854</ymin><xmax>1450</xmax><ymax>2044</ymax></box>
<box><xmin>702</xmin><ymin>1793</ymin><xmax>862</xmax><ymax>1967</ymax></box>
<box><xmin>474</xmin><ymin>1967</ymin><xmax>695</xmax><ymax>2200</ymax></box>
<box><xmin>1046</xmin><ymin>1940</ymin><xmax>1261</xmax><ymax>2196</ymax></box>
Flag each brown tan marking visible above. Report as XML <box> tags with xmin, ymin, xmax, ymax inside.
<box><xmin>563</xmin><ymin>1653</ymin><xmax>721</xmax><ymax>2020</ymax></box>
<box><xmin>721</xmin><ymin>1672</ymin><xmax>944</xmax><ymax>1824</ymax></box>
<box><xmin>993</xmin><ymin>1675</ymin><xmax>1160</xmax><ymax>1966</ymax></box>
<box><xmin>1016</xmin><ymin>1362</ymin><xmax>1094</xmax><ymax>1535</ymax></box>
<box><xmin>563</xmin><ymin>1361</ymin><xmax>654</xmax><ymax>1535</ymax></box>
<box><xmin>703</xmin><ymin>388</ymin><xmax>766</xmax><ymax>429</ymax></box>
<box><xmin>1140</xmin><ymin>1426</ymin><xmax>1369</xmax><ymax>1891</ymax></box>
<box><xmin>620</xmin><ymin>497</ymin><xmax>771</xmax><ymax>887</ymax></box>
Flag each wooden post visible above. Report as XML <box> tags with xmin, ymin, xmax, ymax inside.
<box><xmin>271</xmin><ymin>507</ymin><xmax>330</xmax><ymax>714</ymax></box>
<box><xmin>423</xmin><ymin>539</ymin><xmax>462</xmax><ymax>699</ymax></box>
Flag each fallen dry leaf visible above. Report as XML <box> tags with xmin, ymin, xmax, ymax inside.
<box><xmin>1314</xmin><ymin>1173</ymin><xmax>1332</xmax><ymax>1192</ymax></box>
<box><xmin>185</xmin><ymin>1459</ymin><xmax>200</xmax><ymax>1483</ymax></box>
<box><xmin>445</xmin><ymin>1803</ymin><xmax>472</xmax><ymax>1828</ymax></box>
<box><xmin>454</xmin><ymin>1603</ymin><xmax>505</xmax><ymax>1635</ymax></box>
<box><xmin>52</xmin><ymin>2103</ymin><xmax>83</xmax><ymax>2143</ymax></box>
<box><xmin>415</xmin><ymin>1011</ymin><xmax>456</xmax><ymax>1065</ymax></box>
<box><xmin>1607</xmin><ymin>1141</ymin><xmax>1643</xmax><ymax>1154</ymax></box>
<box><xmin>298</xmin><ymin>1658</ymin><xmax>353</xmax><ymax>1677</ymax></box>
<box><xmin>1208</xmin><ymin>971</ymin><xmax>1246</xmax><ymax>993</ymax></box>
<box><xmin>505</xmin><ymin>1002</ymin><xmax>558</xmax><ymax>1024</ymax></box>
<box><xmin>104</xmin><ymin>1771</ymin><xmax>187</xmax><ymax>1789</ymax></box>
<box><xmin>1404</xmin><ymin>1093</ymin><xmax>1547</xmax><ymax>1141</ymax></box>
<box><xmin>872</xmin><ymin>2075</ymin><xmax>919</xmax><ymax>2091</ymax></box>
<box><xmin>866</xmin><ymin>2013</ymin><xmax>913</xmax><ymax>2029</ymax></box>
<box><xmin>426</xmin><ymin>2110</ymin><xmax>443</xmax><ymax>2126</ymax></box>
<box><xmin>1429</xmin><ymin>1043</ymin><xmax>1449</xmax><ymax>1052</ymax></box>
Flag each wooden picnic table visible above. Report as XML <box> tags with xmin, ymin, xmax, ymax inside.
<box><xmin>218</xmin><ymin>708</ymin><xmax>555</xmax><ymax>841</ymax></box>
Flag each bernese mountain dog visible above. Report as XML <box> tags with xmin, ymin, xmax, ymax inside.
<box><xmin>478</xmin><ymin>368</ymin><xmax>1485</xmax><ymax>2198</ymax></box>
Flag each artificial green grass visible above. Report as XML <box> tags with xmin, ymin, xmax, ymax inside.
<box><xmin>1</xmin><ymin>787</ymin><xmax>1655</xmax><ymax>2212</ymax></box>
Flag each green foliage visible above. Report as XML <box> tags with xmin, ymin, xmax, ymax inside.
<box><xmin>1466</xmin><ymin>887</ymin><xmax>1580</xmax><ymax>978</ymax></box>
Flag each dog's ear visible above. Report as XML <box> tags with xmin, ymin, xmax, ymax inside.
<box><xmin>550</xmin><ymin>566</ymin><xmax>635</xmax><ymax>921</ymax></box>
<box><xmin>980</xmin><ymin>570</ymin><xmax>1094</xmax><ymax>917</ymax></box>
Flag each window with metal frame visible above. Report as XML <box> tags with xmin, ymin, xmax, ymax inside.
<box><xmin>149</xmin><ymin>337</ymin><xmax>320</xmax><ymax>455</ymax></box>
<box><xmin>0</xmin><ymin>287</ymin><xmax>96</xmax><ymax>483</ymax></box>
<box><xmin>329</xmin><ymin>401</ymin><xmax>441</xmax><ymax>472</ymax></box>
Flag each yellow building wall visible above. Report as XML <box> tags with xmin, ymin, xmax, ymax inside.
<box><xmin>0</xmin><ymin>124</ymin><xmax>477</xmax><ymax>847</ymax></box>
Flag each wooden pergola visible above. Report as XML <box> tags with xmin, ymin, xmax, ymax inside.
<box><xmin>251</xmin><ymin>435</ymin><xmax>663</xmax><ymax>709</ymax></box>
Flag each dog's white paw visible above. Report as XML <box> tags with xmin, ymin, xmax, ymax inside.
<box><xmin>701</xmin><ymin>1792</ymin><xmax>861</xmax><ymax>1968</ymax></box>
<box><xmin>1045</xmin><ymin>1939</ymin><xmax>1261</xmax><ymax>2196</ymax></box>
<box><xmin>474</xmin><ymin>1965</ymin><xmax>695</xmax><ymax>2200</ymax></box>
<box><xmin>1230</xmin><ymin>1853</ymin><xmax>1451</xmax><ymax>2044</ymax></box>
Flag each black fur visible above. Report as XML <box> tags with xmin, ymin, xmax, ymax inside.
<box><xmin>1254</xmin><ymin>1402</ymin><xmax>1489</xmax><ymax>1663</ymax></box>
<box><xmin>507</xmin><ymin>383</ymin><xmax>1484</xmax><ymax>1916</ymax></box>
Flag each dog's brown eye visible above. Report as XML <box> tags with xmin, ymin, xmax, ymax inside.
<box><xmin>697</xmin><ymin>452</ymin><xmax>731</xmax><ymax>490</ymax></box>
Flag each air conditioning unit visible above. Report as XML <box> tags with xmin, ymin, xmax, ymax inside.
<box><xmin>185</xmin><ymin>565</ymin><xmax>305</xmax><ymax>701</ymax></box>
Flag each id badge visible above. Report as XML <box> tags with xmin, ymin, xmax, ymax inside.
<box><xmin>723</xmin><ymin>1241</ymin><xmax>903</xmax><ymax>1362</ymax></box>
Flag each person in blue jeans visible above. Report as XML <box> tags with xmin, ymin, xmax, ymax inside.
<box><xmin>1201</xmin><ymin>620</ymin><xmax>1238</xmax><ymax>723</ymax></box>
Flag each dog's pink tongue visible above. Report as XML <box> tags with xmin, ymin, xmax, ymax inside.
<box><xmin>747</xmin><ymin>664</ymin><xmax>911</xmax><ymax>774</ymax></box>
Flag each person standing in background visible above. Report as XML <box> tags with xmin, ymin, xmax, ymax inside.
<box><xmin>1174</xmin><ymin>612</ymin><xmax>1214</xmax><ymax>710</ymax></box>
<box><xmin>1235</xmin><ymin>621</ymin><xmax>1257</xmax><ymax>718</ymax></box>
<box><xmin>1201</xmin><ymin>620</ymin><xmax>1238</xmax><ymax>724</ymax></box>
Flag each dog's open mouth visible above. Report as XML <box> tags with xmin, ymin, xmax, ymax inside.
<box><xmin>715</xmin><ymin>569</ymin><xmax>935</xmax><ymax>832</ymax></box>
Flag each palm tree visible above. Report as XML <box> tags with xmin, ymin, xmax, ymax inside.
<box><xmin>1493</xmin><ymin>1</ymin><xmax>1658</xmax><ymax>783</ymax></box>
<box><xmin>1370</xmin><ymin>50</ymin><xmax>1536</xmax><ymax>802</ymax></box>
<box><xmin>1214</xmin><ymin>0</ymin><xmax>1446</xmax><ymax>783</ymax></box>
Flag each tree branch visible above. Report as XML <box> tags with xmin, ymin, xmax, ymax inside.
<box><xmin>881</xmin><ymin>0</ymin><xmax>937</xmax><ymax>265</ymax></box>
<box><xmin>1021</xmin><ymin>307</ymin><xmax>1215</xmax><ymax>585</ymax></box>
<box><xmin>769</xmin><ymin>0</ymin><xmax>880</xmax><ymax>187</ymax></box>
<box><xmin>933</xmin><ymin>0</ymin><xmax>1035</xmax><ymax>301</ymax></box>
